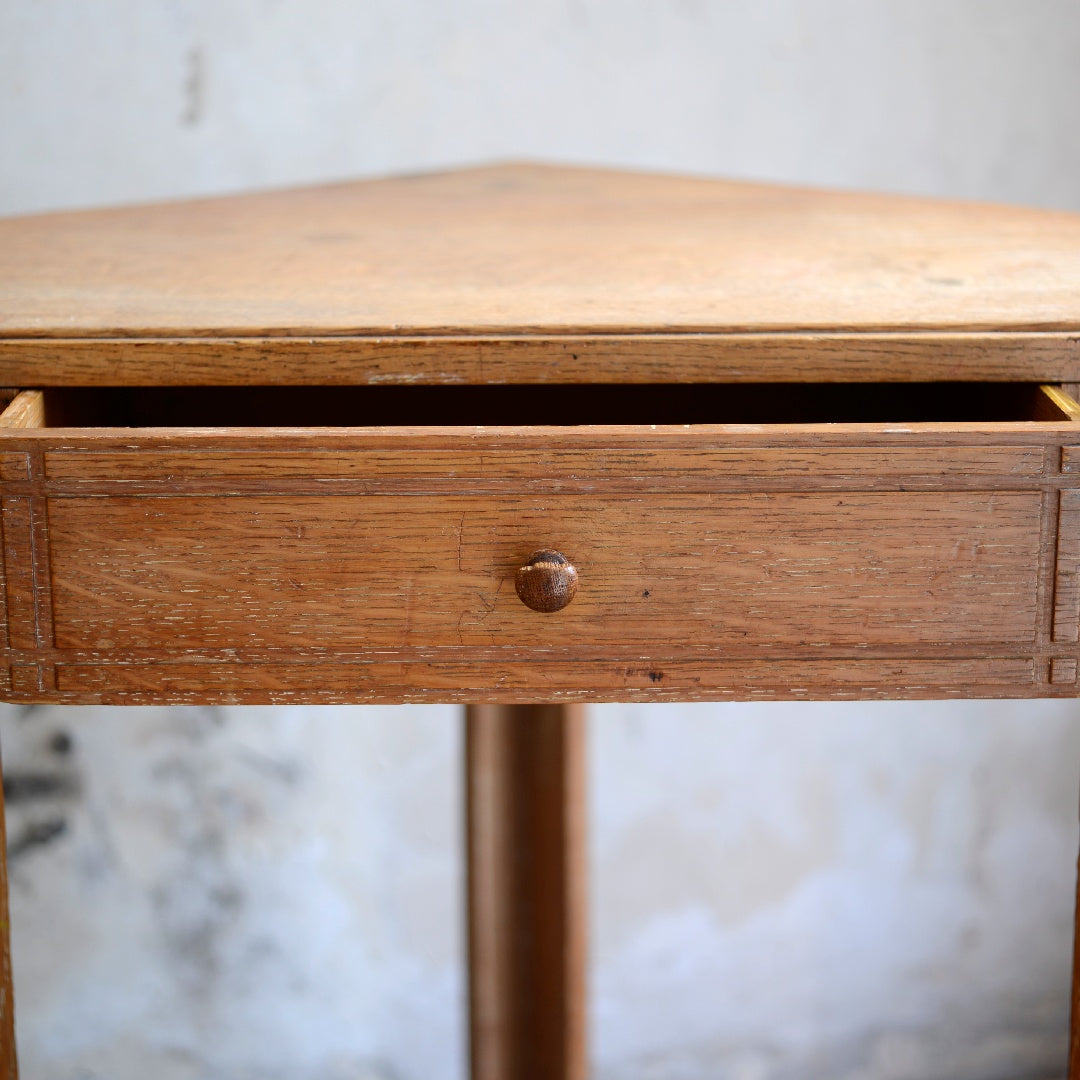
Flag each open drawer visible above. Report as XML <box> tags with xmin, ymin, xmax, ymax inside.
<box><xmin>2</xmin><ymin>382</ymin><xmax>1080</xmax><ymax>704</ymax></box>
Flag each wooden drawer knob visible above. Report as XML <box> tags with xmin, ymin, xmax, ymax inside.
<box><xmin>515</xmin><ymin>550</ymin><xmax>578</xmax><ymax>613</ymax></box>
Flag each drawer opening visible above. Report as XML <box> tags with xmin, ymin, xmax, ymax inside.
<box><xmin>2</xmin><ymin>383</ymin><xmax>1078</xmax><ymax>428</ymax></box>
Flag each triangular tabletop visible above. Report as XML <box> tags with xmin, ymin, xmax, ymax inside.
<box><xmin>1</xmin><ymin>163</ymin><xmax>1079</xmax><ymax>385</ymax></box>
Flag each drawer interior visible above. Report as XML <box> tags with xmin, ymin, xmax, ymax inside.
<box><xmin>2</xmin><ymin>382</ymin><xmax>1077</xmax><ymax>428</ymax></box>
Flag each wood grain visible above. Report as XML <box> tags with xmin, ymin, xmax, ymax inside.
<box><xmin>466</xmin><ymin>704</ymin><xmax>585</xmax><ymax>1080</ymax></box>
<box><xmin>1039</xmin><ymin>385</ymin><xmax>1080</xmax><ymax>422</ymax></box>
<box><xmin>1056</xmin><ymin>491</ymin><xmax>1080</xmax><ymax>642</ymax></box>
<box><xmin>0</xmin><ymin>393</ymin><xmax>43</xmax><ymax>431</ymax></box>
<box><xmin>0</xmin><ymin>740</ymin><xmax>17</xmax><ymax>1080</ymax></box>
<box><xmin>3</xmin><ymin>164</ymin><xmax>1080</xmax><ymax>384</ymax></box>
<box><xmin>43</xmin><ymin>491</ymin><xmax>1042</xmax><ymax>652</ymax></box>
<box><xmin>41</xmin><ymin>657</ymin><xmax>1039</xmax><ymax>705</ymax></box>
<box><xmin>2</xmin><ymin>333</ymin><xmax>1080</xmax><ymax>386</ymax></box>
<box><xmin>1050</xmin><ymin>658</ymin><xmax>1078</xmax><ymax>685</ymax></box>
<box><xmin>0</xmin><ymin>400</ymin><xmax>1077</xmax><ymax>703</ymax></box>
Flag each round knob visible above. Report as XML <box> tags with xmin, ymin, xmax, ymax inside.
<box><xmin>515</xmin><ymin>549</ymin><xmax>578</xmax><ymax>613</ymax></box>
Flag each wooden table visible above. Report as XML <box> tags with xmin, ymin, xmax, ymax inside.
<box><xmin>2</xmin><ymin>163</ymin><xmax>1080</xmax><ymax>1079</ymax></box>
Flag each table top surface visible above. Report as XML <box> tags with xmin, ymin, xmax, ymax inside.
<box><xmin>3</xmin><ymin>163</ymin><xmax>1080</xmax><ymax>385</ymax></box>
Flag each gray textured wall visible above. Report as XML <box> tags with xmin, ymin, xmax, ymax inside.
<box><xmin>3</xmin><ymin>2</ymin><xmax>1080</xmax><ymax>1078</ymax></box>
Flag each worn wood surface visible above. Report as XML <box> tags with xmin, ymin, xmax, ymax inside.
<box><xmin>466</xmin><ymin>704</ymin><xmax>585</xmax><ymax>1080</ymax></box>
<box><xmin>0</xmin><ymin>743</ymin><xmax>17</xmax><ymax>1080</ymax></box>
<box><xmin>0</xmin><ymin>392</ymin><xmax>43</xmax><ymax>431</ymax></box>
<box><xmin>38</xmin><ymin>657</ymin><xmax>1040</xmax><ymax>705</ymax></box>
<box><xmin>43</xmin><ymin>490</ymin><xmax>1043</xmax><ymax>650</ymax></box>
<box><xmin>3</xmin><ymin>164</ymin><xmax>1080</xmax><ymax>384</ymax></box>
<box><xmin>2</xmin><ymin>333</ymin><xmax>1080</xmax><ymax>387</ymax></box>
<box><xmin>0</xmin><ymin>384</ymin><xmax>1075</xmax><ymax>704</ymax></box>
<box><xmin>0</xmin><ymin>386</ymin><xmax>1077</xmax><ymax>702</ymax></box>
<box><xmin>5</xmin><ymin>163</ymin><xmax>1080</xmax><ymax>1079</ymax></box>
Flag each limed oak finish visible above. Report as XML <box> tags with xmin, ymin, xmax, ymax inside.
<box><xmin>2</xmin><ymin>163</ymin><xmax>1080</xmax><ymax>1079</ymax></box>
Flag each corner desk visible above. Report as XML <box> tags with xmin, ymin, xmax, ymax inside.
<box><xmin>1</xmin><ymin>163</ymin><xmax>1080</xmax><ymax>1079</ymax></box>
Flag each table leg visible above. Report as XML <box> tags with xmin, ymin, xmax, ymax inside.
<box><xmin>1071</xmin><ymin>838</ymin><xmax>1080</xmax><ymax>1078</ymax></box>
<box><xmin>465</xmin><ymin>704</ymin><xmax>586</xmax><ymax>1080</ymax></box>
<box><xmin>0</xmin><ymin>742</ymin><xmax>16</xmax><ymax>1079</ymax></box>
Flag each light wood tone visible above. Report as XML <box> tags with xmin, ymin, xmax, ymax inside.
<box><xmin>0</xmin><ymin>392</ymin><xmax>43</xmax><ymax>430</ymax></box>
<box><xmin>4</xmin><ymin>164</ymin><xmax>1080</xmax><ymax>384</ymax></box>
<box><xmin>1</xmin><ymin>498</ymin><xmax>38</xmax><ymax>651</ymax></box>
<box><xmin>0</xmin><ymin>741</ymin><xmax>16</xmax><ymax>1080</ymax></box>
<box><xmin>36</xmin><ymin>440</ymin><xmax>1052</xmax><ymax>487</ymax></box>
<box><xmin>466</xmin><ymin>704</ymin><xmax>585</xmax><ymax>1080</ymax></box>
<box><xmin>0</xmin><ymin>458</ymin><xmax>29</xmax><ymax>485</ymax></box>
<box><xmin>1040</xmin><ymin>385</ymin><xmax>1080</xmax><ymax>422</ymax></box>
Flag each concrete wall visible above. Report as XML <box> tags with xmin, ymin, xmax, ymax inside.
<box><xmin>3</xmin><ymin>2</ymin><xmax>1080</xmax><ymax>1078</ymax></box>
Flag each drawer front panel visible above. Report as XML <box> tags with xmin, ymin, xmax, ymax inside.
<box><xmin>48</xmin><ymin>490</ymin><xmax>1041</xmax><ymax>652</ymax></box>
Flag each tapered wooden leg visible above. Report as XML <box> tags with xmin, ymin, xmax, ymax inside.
<box><xmin>0</xmin><ymin>743</ymin><xmax>17</xmax><ymax>1079</ymax></box>
<box><xmin>465</xmin><ymin>704</ymin><xmax>586</xmax><ymax>1080</ymax></box>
